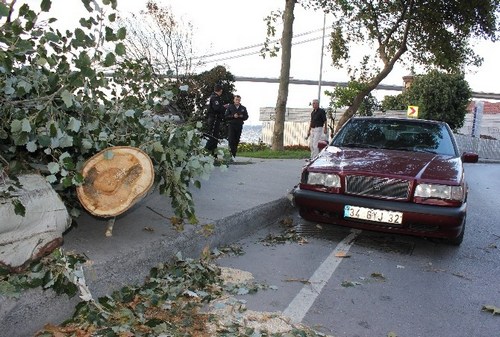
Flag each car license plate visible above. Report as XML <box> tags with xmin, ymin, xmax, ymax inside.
<box><xmin>344</xmin><ymin>205</ymin><xmax>403</xmax><ymax>225</ymax></box>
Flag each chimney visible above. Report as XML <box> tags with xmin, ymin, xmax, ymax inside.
<box><xmin>402</xmin><ymin>75</ymin><xmax>415</xmax><ymax>92</ymax></box>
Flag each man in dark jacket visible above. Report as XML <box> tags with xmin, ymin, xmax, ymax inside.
<box><xmin>306</xmin><ymin>99</ymin><xmax>327</xmax><ymax>159</ymax></box>
<box><xmin>205</xmin><ymin>84</ymin><xmax>228</xmax><ymax>156</ymax></box>
<box><xmin>224</xmin><ymin>95</ymin><xmax>248</xmax><ymax>158</ymax></box>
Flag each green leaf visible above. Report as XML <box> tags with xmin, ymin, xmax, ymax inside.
<box><xmin>40</xmin><ymin>0</ymin><xmax>52</xmax><ymax>12</ymax></box>
<box><xmin>47</xmin><ymin>162</ymin><xmax>60</xmax><ymax>174</ymax></box>
<box><xmin>115</xmin><ymin>42</ymin><xmax>126</xmax><ymax>56</ymax></box>
<box><xmin>98</xmin><ymin>131</ymin><xmax>108</xmax><ymax>141</ymax></box>
<box><xmin>116</xmin><ymin>27</ymin><xmax>126</xmax><ymax>40</ymax></box>
<box><xmin>105</xmin><ymin>27</ymin><xmax>116</xmax><ymax>42</ymax></box>
<box><xmin>81</xmin><ymin>0</ymin><xmax>92</xmax><ymax>12</ymax></box>
<box><xmin>81</xmin><ymin>138</ymin><xmax>93</xmax><ymax>150</ymax></box>
<box><xmin>21</xmin><ymin>118</ymin><xmax>31</xmax><ymax>132</ymax></box>
<box><xmin>45</xmin><ymin>32</ymin><xmax>59</xmax><ymax>42</ymax></box>
<box><xmin>108</xmin><ymin>13</ymin><xmax>116</xmax><ymax>22</ymax></box>
<box><xmin>61</xmin><ymin>157</ymin><xmax>75</xmax><ymax>170</ymax></box>
<box><xmin>13</xmin><ymin>133</ymin><xmax>29</xmax><ymax>146</ymax></box>
<box><xmin>4</xmin><ymin>85</ymin><xmax>15</xmax><ymax>95</ymax></box>
<box><xmin>61</xmin><ymin>176</ymin><xmax>73</xmax><ymax>188</ymax></box>
<box><xmin>38</xmin><ymin>135</ymin><xmax>51</xmax><ymax>147</ymax></box>
<box><xmin>61</xmin><ymin>89</ymin><xmax>73</xmax><ymax>108</ymax></box>
<box><xmin>103</xmin><ymin>52</ymin><xmax>116</xmax><ymax>67</ymax></box>
<box><xmin>72</xmin><ymin>173</ymin><xmax>84</xmax><ymax>185</ymax></box>
<box><xmin>0</xmin><ymin>280</ymin><xmax>20</xmax><ymax>297</ymax></box>
<box><xmin>49</xmin><ymin>123</ymin><xmax>57</xmax><ymax>137</ymax></box>
<box><xmin>36</xmin><ymin>57</ymin><xmax>47</xmax><ymax>66</ymax></box>
<box><xmin>59</xmin><ymin>135</ymin><xmax>73</xmax><ymax>148</ymax></box>
<box><xmin>75</xmin><ymin>52</ymin><xmax>91</xmax><ymax>69</ymax></box>
<box><xmin>153</xmin><ymin>142</ymin><xmax>164</xmax><ymax>153</ymax></box>
<box><xmin>0</xmin><ymin>3</ymin><xmax>9</xmax><ymax>17</ymax></box>
<box><xmin>26</xmin><ymin>141</ymin><xmax>37</xmax><ymax>152</ymax></box>
<box><xmin>12</xmin><ymin>199</ymin><xmax>26</xmax><ymax>216</ymax></box>
<box><xmin>12</xmin><ymin>199</ymin><xmax>26</xmax><ymax>217</ymax></box>
<box><xmin>79</xmin><ymin>18</ymin><xmax>92</xmax><ymax>29</ymax></box>
<box><xmin>46</xmin><ymin>175</ymin><xmax>57</xmax><ymax>184</ymax></box>
<box><xmin>68</xmin><ymin>117</ymin><xmax>81</xmax><ymax>132</ymax></box>
<box><xmin>17</xmin><ymin>79</ymin><xmax>32</xmax><ymax>94</ymax></box>
<box><xmin>74</xmin><ymin>28</ymin><xmax>86</xmax><ymax>41</ymax></box>
<box><xmin>10</xmin><ymin>119</ymin><xmax>22</xmax><ymax>133</ymax></box>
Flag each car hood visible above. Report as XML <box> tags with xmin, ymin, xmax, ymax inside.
<box><xmin>309</xmin><ymin>146</ymin><xmax>463</xmax><ymax>183</ymax></box>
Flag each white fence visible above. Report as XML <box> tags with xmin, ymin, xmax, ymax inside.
<box><xmin>259</xmin><ymin>107</ymin><xmax>500</xmax><ymax>161</ymax></box>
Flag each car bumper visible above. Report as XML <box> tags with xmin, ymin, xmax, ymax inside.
<box><xmin>290</xmin><ymin>186</ymin><xmax>466</xmax><ymax>239</ymax></box>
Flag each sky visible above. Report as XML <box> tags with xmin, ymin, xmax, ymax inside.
<box><xmin>28</xmin><ymin>0</ymin><xmax>500</xmax><ymax>125</ymax></box>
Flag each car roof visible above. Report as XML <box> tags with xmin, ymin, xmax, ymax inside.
<box><xmin>350</xmin><ymin>116</ymin><xmax>446</xmax><ymax>126</ymax></box>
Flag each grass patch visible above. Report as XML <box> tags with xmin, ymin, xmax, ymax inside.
<box><xmin>237</xmin><ymin>142</ymin><xmax>310</xmax><ymax>159</ymax></box>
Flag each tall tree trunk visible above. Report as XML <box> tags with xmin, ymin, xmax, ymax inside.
<box><xmin>272</xmin><ymin>0</ymin><xmax>295</xmax><ymax>151</ymax></box>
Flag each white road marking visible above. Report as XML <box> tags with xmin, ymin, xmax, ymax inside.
<box><xmin>282</xmin><ymin>229</ymin><xmax>361</xmax><ymax>323</ymax></box>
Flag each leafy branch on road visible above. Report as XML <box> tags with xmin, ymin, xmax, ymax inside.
<box><xmin>32</xmin><ymin>253</ymin><xmax>328</xmax><ymax>336</ymax></box>
<box><xmin>0</xmin><ymin>248</ymin><xmax>86</xmax><ymax>298</ymax></box>
<box><xmin>260</xmin><ymin>217</ymin><xmax>309</xmax><ymax>246</ymax></box>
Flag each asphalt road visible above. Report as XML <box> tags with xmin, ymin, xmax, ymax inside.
<box><xmin>217</xmin><ymin>163</ymin><xmax>500</xmax><ymax>337</ymax></box>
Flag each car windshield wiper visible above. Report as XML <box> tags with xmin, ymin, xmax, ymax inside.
<box><xmin>389</xmin><ymin>146</ymin><xmax>438</xmax><ymax>154</ymax></box>
<box><xmin>413</xmin><ymin>148</ymin><xmax>438</xmax><ymax>154</ymax></box>
<box><xmin>390</xmin><ymin>146</ymin><xmax>414</xmax><ymax>152</ymax></box>
<box><xmin>340</xmin><ymin>143</ymin><xmax>381</xmax><ymax>149</ymax></box>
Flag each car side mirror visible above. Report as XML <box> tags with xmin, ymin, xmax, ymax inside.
<box><xmin>462</xmin><ymin>152</ymin><xmax>479</xmax><ymax>163</ymax></box>
<box><xmin>318</xmin><ymin>140</ymin><xmax>328</xmax><ymax>151</ymax></box>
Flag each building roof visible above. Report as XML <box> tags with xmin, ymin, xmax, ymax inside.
<box><xmin>467</xmin><ymin>101</ymin><xmax>500</xmax><ymax>114</ymax></box>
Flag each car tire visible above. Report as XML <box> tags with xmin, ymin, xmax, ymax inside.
<box><xmin>445</xmin><ymin>216</ymin><xmax>466</xmax><ymax>246</ymax></box>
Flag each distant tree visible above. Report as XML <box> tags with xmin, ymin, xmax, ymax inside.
<box><xmin>405</xmin><ymin>71</ymin><xmax>471</xmax><ymax>130</ymax></box>
<box><xmin>381</xmin><ymin>94</ymin><xmax>407</xmax><ymax>111</ymax></box>
<box><xmin>118</xmin><ymin>0</ymin><xmax>199</xmax><ymax>80</ymax></box>
<box><xmin>304</xmin><ymin>0</ymin><xmax>499</xmax><ymax>131</ymax></box>
<box><xmin>326</xmin><ymin>81</ymin><xmax>378</xmax><ymax>117</ymax></box>
<box><xmin>119</xmin><ymin>4</ymin><xmax>236</xmax><ymax>126</ymax></box>
<box><xmin>186</xmin><ymin>66</ymin><xmax>236</xmax><ymax>138</ymax></box>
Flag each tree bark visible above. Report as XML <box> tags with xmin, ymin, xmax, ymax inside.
<box><xmin>0</xmin><ymin>174</ymin><xmax>71</xmax><ymax>272</ymax></box>
<box><xmin>272</xmin><ymin>0</ymin><xmax>295</xmax><ymax>151</ymax></box>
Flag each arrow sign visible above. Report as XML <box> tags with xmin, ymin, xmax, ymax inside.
<box><xmin>407</xmin><ymin>105</ymin><xmax>419</xmax><ymax>118</ymax></box>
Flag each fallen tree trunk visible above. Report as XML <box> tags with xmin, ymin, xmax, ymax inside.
<box><xmin>0</xmin><ymin>174</ymin><xmax>71</xmax><ymax>272</ymax></box>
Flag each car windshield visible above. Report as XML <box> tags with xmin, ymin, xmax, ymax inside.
<box><xmin>332</xmin><ymin>118</ymin><xmax>457</xmax><ymax>156</ymax></box>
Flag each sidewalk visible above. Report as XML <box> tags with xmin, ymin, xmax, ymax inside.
<box><xmin>0</xmin><ymin>158</ymin><xmax>305</xmax><ymax>337</ymax></box>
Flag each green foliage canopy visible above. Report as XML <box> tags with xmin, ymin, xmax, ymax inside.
<box><xmin>302</xmin><ymin>0</ymin><xmax>499</xmax><ymax>130</ymax></box>
<box><xmin>0</xmin><ymin>0</ymin><xmax>215</xmax><ymax>223</ymax></box>
<box><xmin>326</xmin><ymin>81</ymin><xmax>379</xmax><ymax>116</ymax></box>
<box><xmin>383</xmin><ymin>71</ymin><xmax>471</xmax><ymax>130</ymax></box>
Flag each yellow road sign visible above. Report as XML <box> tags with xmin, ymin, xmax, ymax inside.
<box><xmin>407</xmin><ymin>106</ymin><xmax>419</xmax><ymax>118</ymax></box>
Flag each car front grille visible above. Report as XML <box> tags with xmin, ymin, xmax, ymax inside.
<box><xmin>345</xmin><ymin>175</ymin><xmax>410</xmax><ymax>200</ymax></box>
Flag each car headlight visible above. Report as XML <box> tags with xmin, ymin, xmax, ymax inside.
<box><xmin>414</xmin><ymin>183</ymin><xmax>464</xmax><ymax>201</ymax></box>
<box><xmin>307</xmin><ymin>172</ymin><xmax>341</xmax><ymax>187</ymax></box>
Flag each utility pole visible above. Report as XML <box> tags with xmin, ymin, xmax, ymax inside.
<box><xmin>317</xmin><ymin>13</ymin><xmax>326</xmax><ymax>104</ymax></box>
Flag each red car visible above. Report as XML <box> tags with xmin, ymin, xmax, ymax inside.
<box><xmin>291</xmin><ymin>116</ymin><xmax>478</xmax><ymax>245</ymax></box>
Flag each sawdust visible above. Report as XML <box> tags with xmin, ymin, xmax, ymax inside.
<box><xmin>219</xmin><ymin>266</ymin><xmax>254</xmax><ymax>284</ymax></box>
<box><xmin>208</xmin><ymin>266</ymin><xmax>332</xmax><ymax>336</ymax></box>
